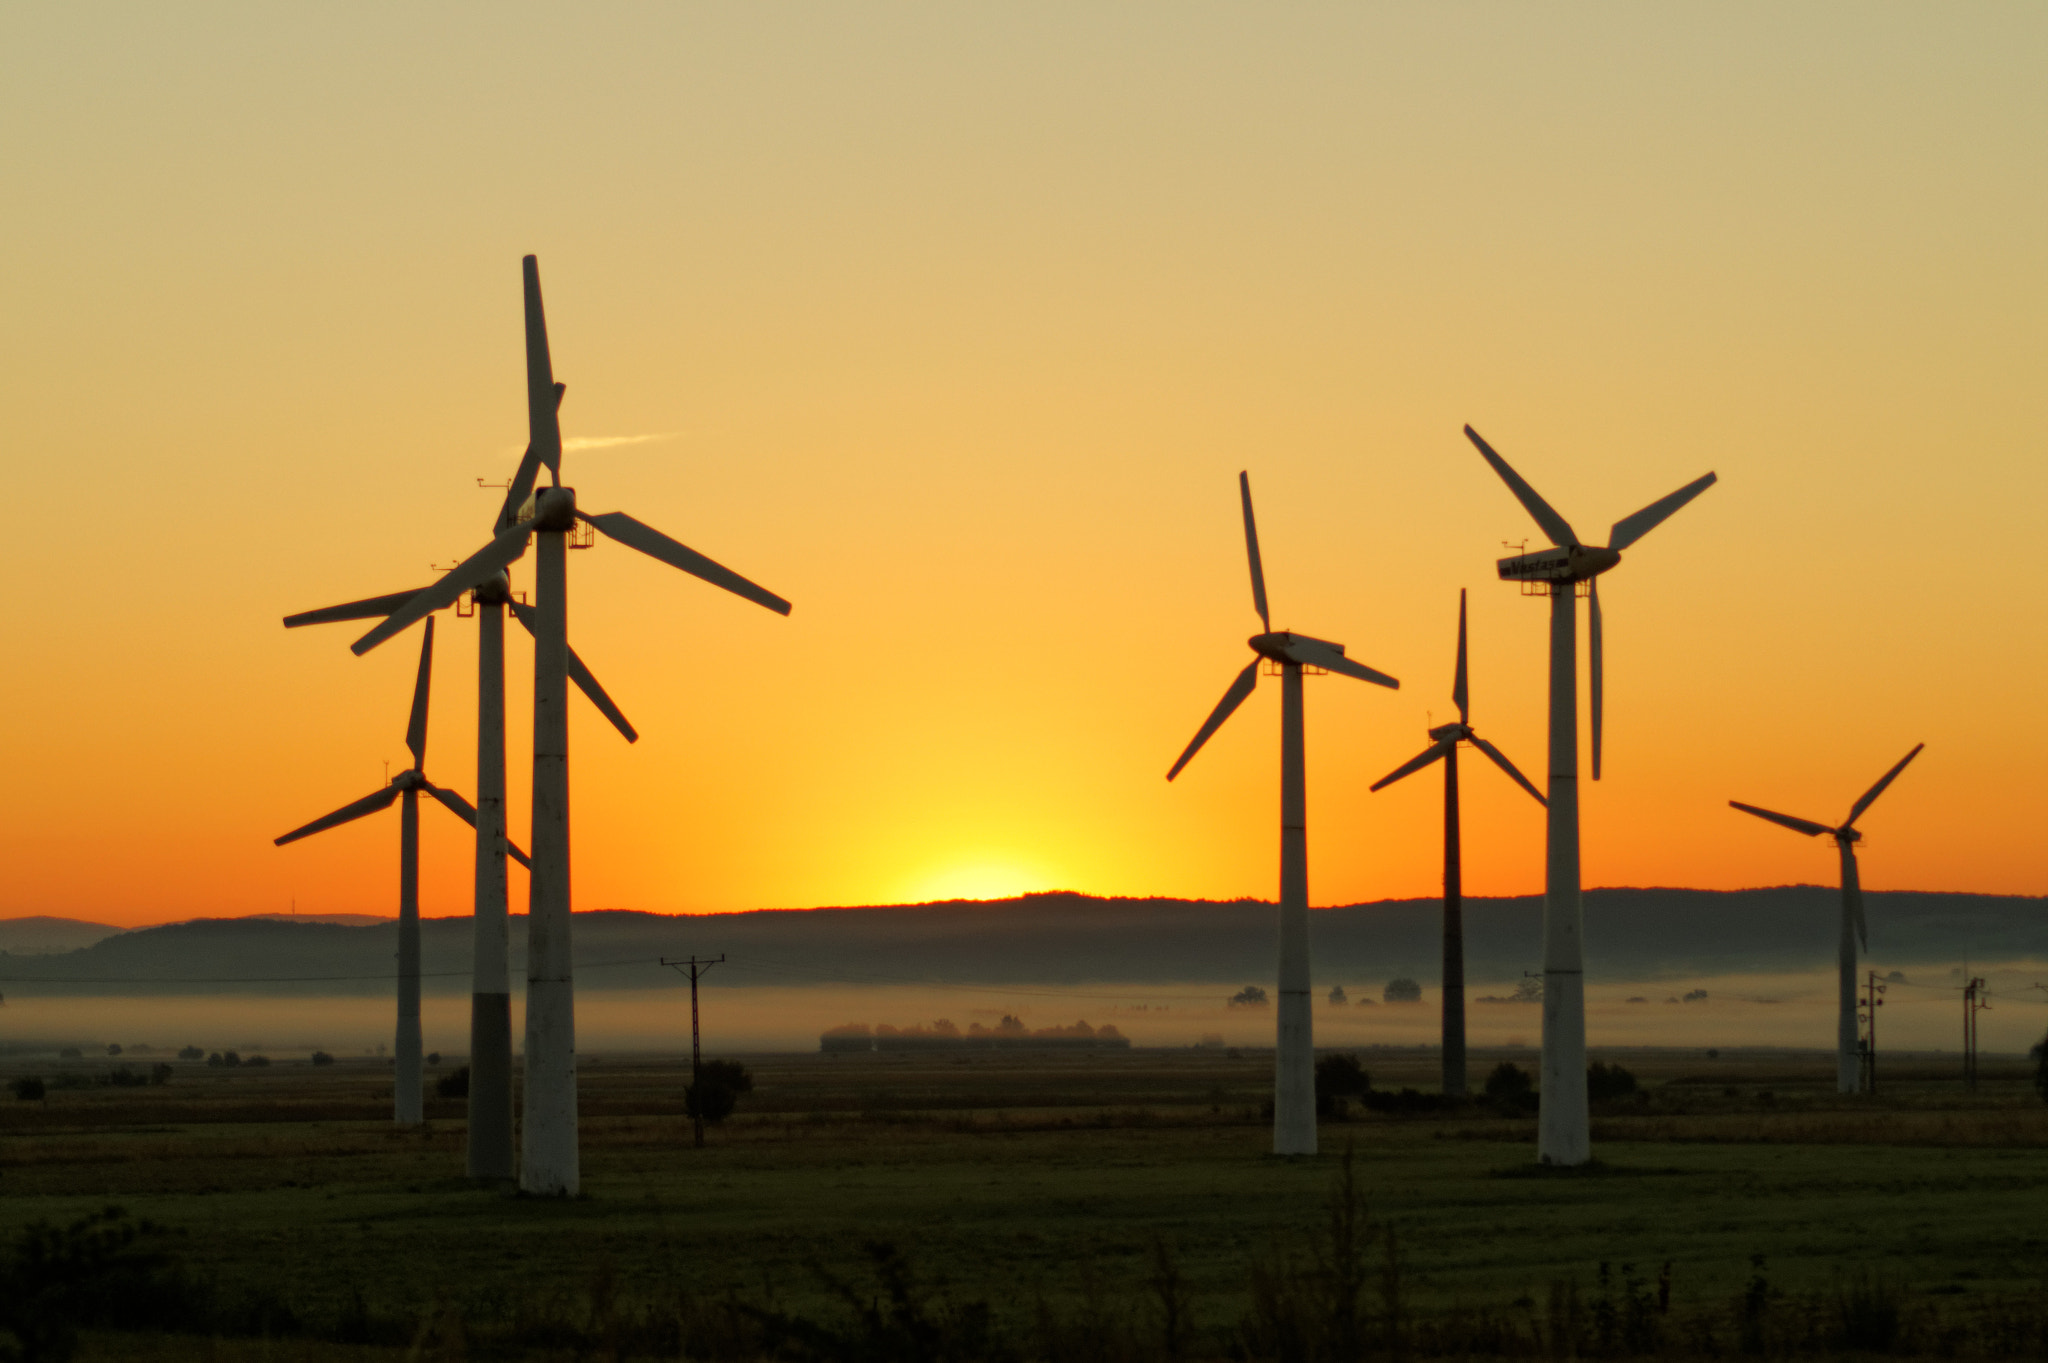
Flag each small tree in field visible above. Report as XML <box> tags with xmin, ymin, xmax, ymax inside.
<box><xmin>2032</xmin><ymin>1029</ymin><xmax>2048</xmax><ymax>1106</ymax></box>
<box><xmin>685</xmin><ymin>1060</ymin><xmax>754</xmax><ymax>1126</ymax></box>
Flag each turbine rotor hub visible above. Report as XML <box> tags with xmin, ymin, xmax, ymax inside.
<box><xmin>520</xmin><ymin>485</ymin><xmax>578</xmax><ymax>532</ymax></box>
<box><xmin>1496</xmin><ymin>544</ymin><xmax>1621</xmax><ymax>584</ymax></box>
<box><xmin>1429</xmin><ymin>722</ymin><xmax>1469</xmax><ymax>742</ymax></box>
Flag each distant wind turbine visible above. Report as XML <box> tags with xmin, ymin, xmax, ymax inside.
<box><xmin>1729</xmin><ymin>742</ymin><xmax>1924</xmax><ymax>1094</ymax></box>
<box><xmin>351</xmin><ymin>256</ymin><xmax>792</xmax><ymax>1196</ymax></box>
<box><xmin>273</xmin><ymin>616</ymin><xmax>529</xmax><ymax>1126</ymax></box>
<box><xmin>1461</xmin><ymin>425</ymin><xmax>1716</xmax><ymax>1165</ymax></box>
<box><xmin>1369</xmin><ymin>590</ymin><xmax>1545</xmax><ymax>1098</ymax></box>
<box><xmin>1167</xmin><ymin>471</ymin><xmax>1399</xmax><ymax>1156</ymax></box>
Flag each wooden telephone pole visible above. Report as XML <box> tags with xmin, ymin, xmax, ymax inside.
<box><xmin>661</xmin><ymin>955</ymin><xmax>725</xmax><ymax>1148</ymax></box>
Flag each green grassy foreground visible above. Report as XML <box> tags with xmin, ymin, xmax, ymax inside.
<box><xmin>2</xmin><ymin>1046</ymin><xmax>2044</xmax><ymax>1359</ymax></box>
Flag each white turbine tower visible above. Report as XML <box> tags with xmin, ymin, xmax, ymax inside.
<box><xmin>352</xmin><ymin>255</ymin><xmax>792</xmax><ymax>1195</ymax></box>
<box><xmin>1369</xmin><ymin>590</ymin><xmax>1546</xmax><ymax>1098</ymax></box>
<box><xmin>1167</xmin><ymin>471</ymin><xmax>1399</xmax><ymax>1155</ymax></box>
<box><xmin>1729</xmin><ymin>742</ymin><xmax>1924</xmax><ymax>1093</ymax></box>
<box><xmin>1460</xmin><ymin>426</ymin><xmax>1716</xmax><ymax>1165</ymax></box>
<box><xmin>281</xmin><ymin>267</ymin><xmax>639</xmax><ymax>1181</ymax></box>
<box><xmin>274</xmin><ymin>616</ymin><xmax>529</xmax><ymax>1125</ymax></box>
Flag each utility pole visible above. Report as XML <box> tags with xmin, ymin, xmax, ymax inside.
<box><xmin>661</xmin><ymin>955</ymin><xmax>724</xmax><ymax>1148</ymax></box>
<box><xmin>1858</xmin><ymin>970</ymin><xmax>1886</xmax><ymax>1095</ymax></box>
<box><xmin>1963</xmin><ymin>976</ymin><xmax>1988</xmax><ymax>1092</ymax></box>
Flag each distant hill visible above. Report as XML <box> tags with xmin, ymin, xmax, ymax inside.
<box><xmin>240</xmin><ymin>913</ymin><xmax>391</xmax><ymax>927</ymax></box>
<box><xmin>0</xmin><ymin>916</ymin><xmax>125</xmax><ymax>956</ymax></box>
<box><xmin>0</xmin><ymin>888</ymin><xmax>2038</xmax><ymax>996</ymax></box>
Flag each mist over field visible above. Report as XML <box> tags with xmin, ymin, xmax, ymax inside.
<box><xmin>4</xmin><ymin>889</ymin><xmax>2043</xmax><ymax>1059</ymax></box>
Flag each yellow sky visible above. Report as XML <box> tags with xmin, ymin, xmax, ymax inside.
<box><xmin>3</xmin><ymin>5</ymin><xmax>2044</xmax><ymax>929</ymax></box>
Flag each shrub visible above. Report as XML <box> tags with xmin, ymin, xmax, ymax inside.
<box><xmin>310</xmin><ymin>1051</ymin><xmax>335</xmax><ymax>1067</ymax></box>
<box><xmin>205</xmin><ymin>1053</ymin><xmax>223</xmax><ymax>1068</ymax></box>
<box><xmin>104</xmin><ymin>1045</ymin><xmax>121</xmax><ymax>1057</ymax></box>
<box><xmin>1228</xmin><ymin>985</ymin><xmax>1269</xmax><ymax>1008</ymax></box>
<box><xmin>1484</xmin><ymin>1061</ymin><xmax>1537</xmax><ymax>1113</ymax></box>
<box><xmin>1315</xmin><ymin>1054</ymin><xmax>1371</xmax><ymax>1117</ymax></box>
<box><xmin>176</xmin><ymin>1046</ymin><xmax>203</xmax><ymax>1062</ymax></box>
<box><xmin>1587</xmin><ymin>1061</ymin><xmax>1639</xmax><ymax>1103</ymax></box>
<box><xmin>58</xmin><ymin>1048</ymin><xmax>81</xmax><ymax>1061</ymax></box>
<box><xmin>2032</xmin><ymin>1030</ymin><xmax>2047</xmax><ymax>1106</ymax></box>
<box><xmin>10</xmin><ymin>1077</ymin><xmax>45</xmax><ymax>1102</ymax></box>
<box><xmin>1383</xmin><ymin>978</ymin><xmax>1423</xmax><ymax>1004</ymax></box>
<box><xmin>436</xmin><ymin>1066</ymin><xmax>470</xmax><ymax>1099</ymax></box>
<box><xmin>425</xmin><ymin>1052</ymin><xmax>441</xmax><ymax>1066</ymax></box>
<box><xmin>150</xmin><ymin>1064</ymin><xmax>172</xmax><ymax>1086</ymax></box>
<box><xmin>685</xmin><ymin>1060</ymin><xmax>755</xmax><ymax>1126</ymax></box>
<box><xmin>0</xmin><ymin>1206</ymin><xmax>187</xmax><ymax>1362</ymax></box>
<box><xmin>1327</xmin><ymin>985</ymin><xmax>1348</xmax><ymax>1005</ymax></box>
<box><xmin>222</xmin><ymin>1052</ymin><xmax>241</xmax><ymax>1068</ymax></box>
<box><xmin>243</xmin><ymin>1055</ymin><xmax>269</xmax><ymax>1068</ymax></box>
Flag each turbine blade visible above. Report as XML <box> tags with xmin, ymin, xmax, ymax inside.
<box><xmin>1462</xmin><ymin>425</ymin><xmax>1578</xmax><ymax>548</ymax></box>
<box><xmin>274</xmin><ymin>785</ymin><xmax>399</xmax><ymax>846</ymax></box>
<box><xmin>1589</xmin><ymin>577</ymin><xmax>1603</xmax><ymax>781</ymax></box>
<box><xmin>351</xmin><ymin>523</ymin><xmax>533</xmax><ymax>656</ymax></box>
<box><xmin>283</xmin><ymin>587</ymin><xmax>433</xmax><ymax>629</ymax></box>
<box><xmin>1471</xmin><ymin>735</ymin><xmax>1547</xmax><ymax>806</ymax></box>
<box><xmin>1370</xmin><ymin>739</ymin><xmax>1452</xmax><ymax>793</ymax></box>
<box><xmin>1606</xmin><ymin>471</ymin><xmax>1719</xmax><ymax>552</ymax></box>
<box><xmin>405</xmin><ymin>616</ymin><xmax>435</xmax><ymax>770</ymax></box>
<box><xmin>1239</xmin><ymin>471</ymin><xmax>1271</xmax><ymax>632</ymax></box>
<box><xmin>425</xmin><ymin>783</ymin><xmax>532</xmax><ymax>870</ymax></box>
<box><xmin>1451</xmin><ymin>588</ymin><xmax>1469</xmax><ymax>724</ymax></box>
<box><xmin>1282</xmin><ymin>635</ymin><xmax>1398</xmax><ymax>689</ymax></box>
<box><xmin>1167</xmin><ymin>660</ymin><xmax>1259</xmax><ymax>781</ymax></box>
<box><xmin>578</xmin><ymin>511</ymin><xmax>792</xmax><ymax>616</ymax></box>
<box><xmin>1845</xmin><ymin>742</ymin><xmax>1925</xmax><ymax>829</ymax></box>
<box><xmin>1728</xmin><ymin>801</ymin><xmax>1834</xmax><ymax>838</ymax></box>
<box><xmin>523</xmin><ymin>256</ymin><xmax>562</xmax><ymax>482</ymax></box>
<box><xmin>509</xmin><ymin>601</ymin><xmax>640</xmax><ymax>742</ymax></box>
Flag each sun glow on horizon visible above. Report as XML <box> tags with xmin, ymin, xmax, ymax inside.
<box><xmin>898</xmin><ymin>859</ymin><xmax>1060</xmax><ymax>906</ymax></box>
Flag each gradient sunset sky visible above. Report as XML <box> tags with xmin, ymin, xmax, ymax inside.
<box><xmin>4</xmin><ymin>6</ymin><xmax>2043</xmax><ymax>929</ymax></box>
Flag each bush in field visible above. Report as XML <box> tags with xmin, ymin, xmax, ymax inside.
<box><xmin>310</xmin><ymin>1051</ymin><xmax>335</xmax><ymax>1067</ymax></box>
<box><xmin>436</xmin><ymin>1066</ymin><xmax>470</xmax><ymax>1099</ymax></box>
<box><xmin>243</xmin><ymin>1056</ymin><xmax>269</xmax><ymax>1068</ymax></box>
<box><xmin>0</xmin><ymin>1207</ymin><xmax>185</xmax><ymax>1363</ymax></box>
<box><xmin>10</xmin><ymin>1077</ymin><xmax>44</xmax><ymax>1102</ymax></box>
<box><xmin>2032</xmin><ymin>1030</ymin><xmax>2048</xmax><ymax>1105</ymax></box>
<box><xmin>1315</xmin><ymin>1054</ymin><xmax>1371</xmax><ymax>1118</ymax></box>
<box><xmin>1383</xmin><ymin>978</ymin><xmax>1423</xmax><ymax>1003</ymax></box>
<box><xmin>176</xmin><ymin>1046</ymin><xmax>202</xmax><ymax>1062</ymax></box>
<box><xmin>150</xmin><ymin>1064</ymin><xmax>172</xmax><ymax>1086</ymax></box>
<box><xmin>104</xmin><ymin>1045</ymin><xmax>121</xmax><ymax>1057</ymax></box>
<box><xmin>58</xmin><ymin>1048</ymin><xmax>81</xmax><ymax>1061</ymax></box>
<box><xmin>685</xmin><ymin>1060</ymin><xmax>754</xmax><ymax>1126</ymax></box>
<box><xmin>1485</xmin><ymin>1061</ymin><xmax>1537</xmax><ymax>1113</ymax></box>
<box><xmin>1587</xmin><ymin>1061</ymin><xmax>1639</xmax><ymax>1103</ymax></box>
<box><xmin>1227</xmin><ymin>985</ymin><xmax>1269</xmax><ymax>1008</ymax></box>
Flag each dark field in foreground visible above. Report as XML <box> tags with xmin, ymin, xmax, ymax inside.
<box><xmin>2</xmin><ymin>1047</ymin><xmax>2045</xmax><ymax>1360</ymax></box>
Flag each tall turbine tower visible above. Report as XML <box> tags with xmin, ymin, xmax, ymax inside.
<box><xmin>353</xmin><ymin>255</ymin><xmax>793</xmax><ymax>1195</ymax></box>
<box><xmin>1369</xmin><ymin>590</ymin><xmax>1545</xmax><ymax>1097</ymax></box>
<box><xmin>282</xmin><ymin>278</ymin><xmax>638</xmax><ymax>1181</ymax></box>
<box><xmin>273</xmin><ymin>617</ymin><xmax>529</xmax><ymax>1124</ymax></box>
<box><xmin>1167</xmin><ymin>471</ymin><xmax>1399</xmax><ymax>1155</ymax></box>
<box><xmin>1729</xmin><ymin>742</ymin><xmax>1924</xmax><ymax>1093</ymax></box>
<box><xmin>1460</xmin><ymin>426</ymin><xmax>1716</xmax><ymax>1165</ymax></box>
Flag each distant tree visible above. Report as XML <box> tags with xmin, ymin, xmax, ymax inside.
<box><xmin>222</xmin><ymin>1052</ymin><xmax>241</xmax><ymax>1068</ymax></box>
<box><xmin>1327</xmin><ymin>985</ymin><xmax>1348</xmax><ymax>1006</ymax></box>
<box><xmin>310</xmin><ymin>1051</ymin><xmax>335</xmax><ymax>1067</ymax></box>
<box><xmin>1383</xmin><ymin>978</ymin><xmax>1422</xmax><ymax>1004</ymax></box>
<box><xmin>149</xmin><ymin>1064</ymin><xmax>172</xmax><ymax>1086</ymax></box>
<box><xmin>176</xmin><ymin>1046</ymin><xmax>203</xmax><ymax>1062</ymax></box>
<box><xmin>1484</xmin><ymin>1061</ymin><xmax>1535</xmax><ymax>1112</ymax></box>
<box><xmin>426</xmin><ymin>1052</ymin><xmax>441</xmax><ymax>1066</ymax></box>
<box><xmin>685</xmin><ymin>1060</ymin><xmax>755</xmax><ymax>1127</ymax></box>
<box><xmin>243</xmin><ymin>1055</ymin><xmax>269</xmax><ymax>1068</ymax></box>
<box><xmin>436</xmin><ymin>1066</ymin><xmax>470</xmax><ymax>1099</ymax></box>
<box><xmin>1587</xmin><ymin>1060</ymin><xmax>1639</xmax><ymax>1102</ymax></box>
<box><xmin>205</xmin><ymin>1053</ymin><xmax>224</xmax><ymax>1068</ymax></box>
<box><xmin>10</xmin><ymin>1077</ymin><xmax>45</xmax><ymax>1102</ymax></box>
<box><xmin>1683</xmin><ymin>988</ymin><xmax>1709</xmax><ymax>1003</ymax></box>
<box><xmin>1315</xmin><ymin>1054</ymin><xmax>1371</xmax><ymax>1117</ymax></box>
<box><xmin>2032</xmin><ymin>1030</ymin><xmax>2048</xmax><ymax>1106</ymax></box>
<box><xmin>1227</xmin><ymin>986</ymin><xmax>1269</xmax><ymax>1008</ymax></box>
<box><xmin>105</xmin><ymin>1044</ymin><xmax>122</xmax><ymax>1057</ymax></box>
<box><xmin>58</xmin><ymin>1048</ymin><xmax>81</xmax><ymax>1061</ymax></box>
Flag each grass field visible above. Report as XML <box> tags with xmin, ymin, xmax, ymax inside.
<box><xmin>2</xmin><ymin>1046</ymin><xmax>2045</xmax><ymax>1359</ymax></box>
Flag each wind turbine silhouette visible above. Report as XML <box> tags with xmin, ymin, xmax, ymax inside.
<box><xmin>282</xmin><ymin>285</ymin><xmax>639</xmax><ymax>1181</ymax></box>
<box><xmin>273</xmin><ymin>616</ymin><xmax>529</xmax><ymax>1126</ymax></box>
<box><xmin>1369</xmin><ymin>589</ymin><xmax>1544</xmax><ymax>1098</ymax></box>
<box><xmin>1729</xmin><ymin>742</ymin><xmax>1924</xmax><ymax>1093</ymax></box>
<box><xmin>1167</xmin><ymin>471</ymin><xmax>1398</xmax><ymax>1155</ymax></box>
<box><xmin>352</xmin><ymin>256</ymin><xmax>792</xmax><ymax>1196</ymax></box>
<box><xmin>1461</xmin><ymin>425</ymin><xmax>1716</xmax><ymax>1165</ymax></box>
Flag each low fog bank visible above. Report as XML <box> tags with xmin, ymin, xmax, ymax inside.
<box><xmin>3</xmin><ymin>966</ymin><xmax>2044</xmax><ymax>1062</ymax></box>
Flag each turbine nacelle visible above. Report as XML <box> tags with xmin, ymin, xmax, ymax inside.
<box><xmin>1496</xmin><ymin>544</ymin><xmax>1620</xmax><ymax>584</ymax></box>
<box><xmin>1428</xmin><ymin>720</ymin><xmax>1470</xmax><ymax>743</ymax></box>
<box><xmin>519</xmin><ymin>486</ymin><xmax>578</xmax><ymax>531</ymax></box>
<box><xmin>1249</xmin><ymin>631</ymin><xmax>1349</xmax><ymax>667</ymax></box>
<box><xmin>391</xmin><ymin>769</ymin><xmax>426</xmax><ymax>791</ymax></box>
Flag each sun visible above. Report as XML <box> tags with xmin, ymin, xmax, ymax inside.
<box><xmin>900</xmin><ymin>859</ymin><xmax>1054</xmax><ymax>904</ymax></box>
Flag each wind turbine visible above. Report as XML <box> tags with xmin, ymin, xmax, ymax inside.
<box><xmin>1460</xmin><ymin>425</ymin><xmax>1716</xmax><ymax>1165</ymax></box>
<box><xmin>1369</xmin><ymin>589</ymin><xmax>1545</xmax><ymax>1098</ymax></box>
<box><xmin>273</xmin><ymin>616</ymin><xmax>529</xmax><ymax>1125</ymax></box>
<box><xmin>1167</xmin><ymin>471</ymin><xmax>1398</xmax><ymax>1156</ymax></box>
<box><xmin>1729</xmin><ymin>742</ymin><xmax>1924</xmax><ymax>1093</ymax></box>
<box><xmin>284</xmin><ymin>480</ymin><xmax>637</xmax><ymax>1183</ymax></box>
<box><xmin>350</xmin><ymin>255</ymin><xmax>792</xmax><ymax>1195</ymax></box>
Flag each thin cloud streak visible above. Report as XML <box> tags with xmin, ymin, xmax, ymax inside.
<box><xmin>564</xmin><ymin>433</ymin><xmax>678</xmax><ymax>453</ymax></box>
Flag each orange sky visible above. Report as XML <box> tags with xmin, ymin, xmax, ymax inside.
<box><xmin>3</xmin><ymin>6</ymin><xmax>2044</xmax><ymax>929</ymax></box>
